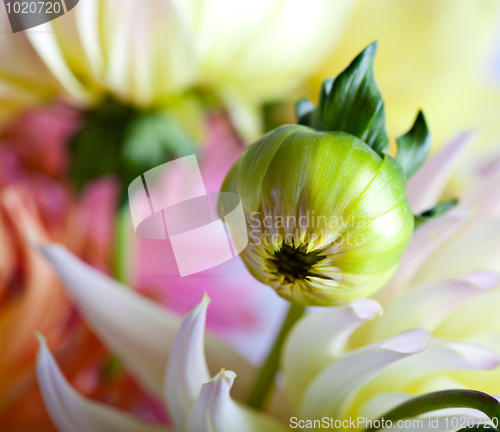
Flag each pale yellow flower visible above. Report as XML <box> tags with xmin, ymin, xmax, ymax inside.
<box><xmin>0</xmin><ymin>0</ymin><xmax>356</xmax><ymax>140</ymax></box>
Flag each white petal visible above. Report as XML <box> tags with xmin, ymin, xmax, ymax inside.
<box><xmin>104</xmin><ymin>0</ymin><xmax>197</xmax><ymax>106</ymax></box>
<box><xmin>370</xmin><ymin>271</ymin><xmax>499</xmax><ymax>340</ymax></box>
<box><xmin>75</xmin><ymin>0</ymin><xmax>105</xmax><ymax>78</ymax></box>
<box><xmin>407</xmin><ymin>131</ymin><xmax>476</xmax><ymax>214</ymax></box>
<box><xmin>299</xmin><ymin>329</ymin><xmax>431</xmax><ymax>420</ymax></box>
<box><xmin>24</xmin><ymin>22</ymin><xmax>88</xmax><ymax>100</ymax></box>
<box><xmin>282</xmin><ymin>300</ymin><xmax>382</xmax><ymax>407</ymax></box>
<box><xmin>187</xmin><ymin>369</ymin><xmax>288</xmax><ymax>432</ymax></box>
<box><xmin>369</xmin><ymin>338</ymin><xmax>500</xmax><ymax>394</ymax></box>
<box><xmin>359</xmin><ymin>376</ymin><xmax>464</xmax><ymax>419</ymax></box>
<box><xmin>359</xmin><ymin>392</ymin><xmax>413</xmax><ymax>420</ymax></box>
<box><xmin>376</xmin><ymin>210</ymin><xmax>468</xmax><ymax>304</ymax></box>
<box><xmin>36</xmin><ymin>336</ymin><xmax>168</xmax><ymax>432</ymax></box>
<box><xmin>416</xmin><ymin>215</ymin><xmax>500</xmax><ymax>284</ymax></box>
<box><xmin>165</xmin><ymin>295</ymin><xmax>211</xmax><ymax>431</ymax></box>
<box><xmin>459</xmin><ymin>156</ymin><xmax>500</xmax><ymax>218</ymax></box>
<box><xmin>37</xmin><ymin>244</ymin><xmax>254</xmax><ymax>399</ymax></box>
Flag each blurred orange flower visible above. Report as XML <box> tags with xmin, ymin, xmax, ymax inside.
<box><xmin>0</xmin><ymin>105</ymin><xmax>154</xmax><ymax>431</ymax></box>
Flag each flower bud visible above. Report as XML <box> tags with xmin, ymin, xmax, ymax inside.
<box><xmin>220</xmin><ymin>125</ymin><xmax>413</xmax><ymax>306</ymax></box>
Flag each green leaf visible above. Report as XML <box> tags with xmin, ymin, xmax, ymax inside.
<box><xmin>320</xmin><ymin>42</ymin><xmax>389</xmax><ymax>153</ymax></box>
<box><xmin>414</xmin><ymin>199</ymin><xmax>458</xmax><ymax>229</ymax></box>
<box><xmin>396</xmin><ymin>111</ymin><xmax>431</xmax><ymax>178</ymax></box>
<box><xmin>69</xmin><ymin>97</ymin><xmax>199</xmax><ymax>202</ymax></box>
<box><xmin>365</xmin><ymin>390</ymin><xmax>500</xmax><ymax>432</ymax></box>
<box><xmin>123</xmin><ymin>111</ymin><xmax>197</xmax><ymax>166</ymax></box>
<box><xmin>69</xmin><ymin>97</ymin><xmax>138</xmax><ymax>194</ymax></box>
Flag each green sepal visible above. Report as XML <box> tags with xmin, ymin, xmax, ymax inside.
<box><xmin>414</xmin><ymin>199</ymin><xmax>458</xmax><ymax>229</ymax></box>
<box><xmin>295</xmin><ymin>98</ymin><xmax>315</xmax><ymax>126</ymax></box>
<box><xmin>364</xmin><ymin>390</ymin><xmax>500</xmax><ymax>432</ymax></box>
<box><xmin>315</xmin><ymin>42</ymin><xmax>389</xmax><ymax>153</ymax></box>
<box><xmin>396</xmin><ymin>111</ymin><xmax>431</xmax><ymax>179</ymax></box>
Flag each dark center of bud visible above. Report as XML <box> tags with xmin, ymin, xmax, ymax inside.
<box><xmin>270</xmin><ymin>242</ymin><xmax>325</xmax><ymax>283</ymax></box>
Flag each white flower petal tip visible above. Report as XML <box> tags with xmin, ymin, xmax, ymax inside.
<box><xmin>457</xmin><ymin>271</ymin><xmax>500</xmax><ymax>291</ymax></box>
<box><xmin>165</xmin><ymin>295</ymin><xmax>212</xmax><ymax>431</ymax></box>
<box><xmin>210</xmin><ymin>368</ymin><xmax>237</xmax><ymax>386</ymax></box>
<box><xmin>380</xmin><ymin>329</ymin><xmax>432</xmax><ymax>354</ymax></box>
<box><xmin>36</xmin><ymin>335</ymin><xmax>168</xmax><ymax>432</ymax></box>
<box><xmin>187</xmin><ymin>369</ymin><xmax>237</xmax><ymax>432</ymax></box>
<box><xmin>446</xmin><ymin>342</ymin><xmax>500</xmax><ymax>370</ymax></box>
<box><xmin>188</xmin><ymin>368</ymin><xmax>287</xmax><ymax>432</ymax></box>
<box><xmin>198</xmin><ymin>292</ymin><xmax>212</xmax><ymax>311</ymax></box>
<box><xmin>36</xmin><ymin>243</ymin><xmax>181</xmax><ymax>397</ymax></box>
<box><xmin>350</xmin><ymin>299</ymin><xmax>384</xmax><ymax>320</ymax></box>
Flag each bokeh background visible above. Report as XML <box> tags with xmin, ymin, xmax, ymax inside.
<box><xmin>1</xmin><ymin>0</ymin><xmax>500</xmax><ymax>430</ymax></box>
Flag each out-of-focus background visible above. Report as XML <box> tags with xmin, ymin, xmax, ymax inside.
<box><xmin>0</xmin><ymin>1</ymin><xmax>499</xmax><ymax>430</ymax></box>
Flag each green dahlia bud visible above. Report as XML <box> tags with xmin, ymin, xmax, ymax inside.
<box><xmin>220</xmin><ymin>125</ymin><xmax>413</xmax><ymax>306</ymax></box>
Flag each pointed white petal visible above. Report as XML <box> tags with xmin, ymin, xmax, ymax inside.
<box><xmin>187</xmin><ymin>369</ymin><xmax>288</xmax><ymax>432</ymax></box>
<box><xmin>368</xmin><ymin>339</ymin><xmax>500</xmax><ymax>393</ymax></box>
<box><xmin>299</xmin><ymin>329</ymin><xmax>431</xmax><ymax>420</ymax></box>
<box><xmin>370</xmin><ymin>272</ymin><xmax>499</xmax><ymax>340</ymax></box>
<box><xmin>377</xmin><ymin>210</ymin><xmax>468</xmax><ymax>304</ymax></box>
<box><xmin>407</xmin><ymin>132</ymin><xmax>476</xmax><ymax>214</ymax></box>
<box><xmin>282</xmin><ymin>300</ymin><xmax>382</xmax><ymax>407</ymax></box>
<box><xmin>24</xmin><ymin>22</ymin><xmax>88</xmax><ymax>99</ymax></box>
<box><xmin>74</xmin><ymin>0</ymin><xmax>105</xmax><ymax>78</ymax></box>
<box><xmin>165</xmin><ymin>295</ymin><xmax>211</xmax><ymax>431</ymax></box>
<box><xmin>37</xmin><ymin>244</ymin><xmax>254</xmax><ymax>399</ymax></box>
<box><xmin>36</xmin><ymin>336</ymin><xmax>168</xmax><ymax>432</ymax></box>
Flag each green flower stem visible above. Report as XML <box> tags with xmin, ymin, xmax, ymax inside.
<box><xmin>246</xmin><ymin>302</ymin><xmax>305</xmax><ymax>409</ymax></box>
<box><xmin>365</xmin><ymin>390</ymin><xmax>500</xmax><ymax>432</ymax></box>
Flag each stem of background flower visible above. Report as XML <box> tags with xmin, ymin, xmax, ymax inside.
<box><xmin>246</xmin><ymin>302</ymin><xmax>305</xmax><ymax>409</ymax></box>
<box><xmin>365</xmin><ymin>390</ymin><xmax>500</xmax><ymax>432</ymax></box>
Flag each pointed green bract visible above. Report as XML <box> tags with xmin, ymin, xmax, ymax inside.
<box><xmin>294</xmin><ymin>98</ymin><xmax>315</xmax><ymax>125</ymax></box>
<box><xmin>297</xmin><ymin>42</ymin><xmax>389</xmax><ymax>153</ymax></box>
<box><xmin>414</xmin><ymin>199</ymin><xmax>458</xmax><ymax>229</ymax></box>
<box><xmin>395</xmin><ymin>111</ymin><xmax>432</xmax><ymax>178</ymax></box>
